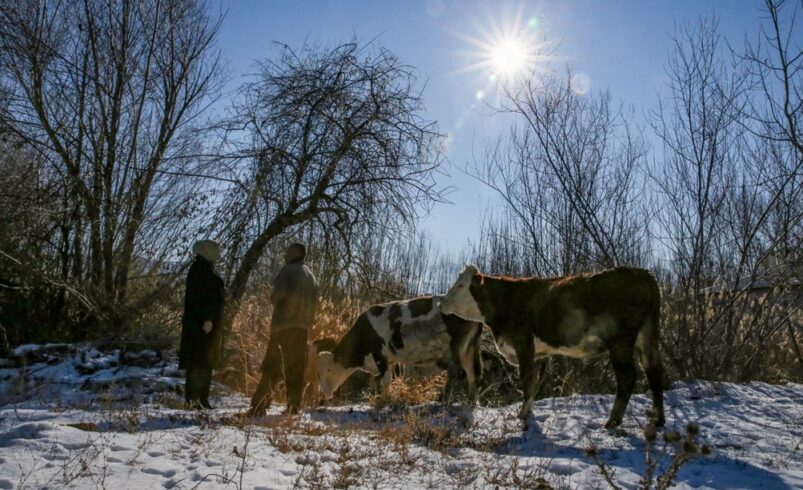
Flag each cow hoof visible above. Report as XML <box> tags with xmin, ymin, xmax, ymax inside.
<box><xmin>604</xmin><ymin>419</ymin><xmax>621</xmax><ymax>429</ymax></box>
<box><xmin>520</xmin><ymin>414</ymin><xmax>538</xmax><ymax>432</ymax></box>
<box><xmin>646</xmin><ymin>408</ymin><xmax>665</xmax><ymax>427</ymax></box>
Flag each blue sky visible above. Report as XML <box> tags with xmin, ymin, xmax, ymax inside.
<box><xmin>215</xmin><ymin>0</ymin><xmax>765</xmax><ymax>254</ymax></box>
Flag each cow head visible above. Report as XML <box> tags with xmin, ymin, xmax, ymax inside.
<box><xmin>440</xmin><ymin>265</ymin><xmax>485</xmax><ymax>322</ymax></box>
<box><xmin>317</xmin><ymin>351</ymin><xmax>355</xmax><ymax>400</ymax></box>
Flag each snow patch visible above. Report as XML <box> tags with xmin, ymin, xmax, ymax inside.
<box><xmin>0</xmin><ymin>343</ymin><xmax>800</xmax><ymax>488</ymax></box>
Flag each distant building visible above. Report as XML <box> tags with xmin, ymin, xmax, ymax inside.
<box><xmin>699</xmin><ymin>249</ymin><xmax>802</xmax><ymax>308</ymax></box>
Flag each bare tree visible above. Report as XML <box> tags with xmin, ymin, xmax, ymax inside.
<box><xmin>213</xmin><ymin>41</ymin><xmax>445</xmax><ymax>316</ymax></box>
<box><xmin>741</xmin><ymin>0</ymin><xmax>803</xmax><ymax>375</ymax></box>
<box><xmin>0</xmin><ymin>136</ymin><xmax>66</xmax><ymax>342</ymax></box>
<box><xmin>0</xmin><ymin>0</ymin><xmax>224</xmax><ymax>333</ymax></box>
<box><xmin>744</xmin><ymin>0</ymin><xmax>803</xmax><ymax>156</ymax></box>
<box><xmin>652</xmin><ymin>9</ymin><xmax>803</xmax><ymax>381</ymax></box>
<box><xmin>649</xmin><ymin>16</ymin><xmax>748</xmax><ymax>378</ymax></box>
<box><xmin>462</xmin><ymin>67</ymin><xmax>651</xmax><ymax>399</ymax></box>
<box><xmin>472</xmin><ymin>67</ymin><xmax>650</xmax><ymax>276</ymax></box>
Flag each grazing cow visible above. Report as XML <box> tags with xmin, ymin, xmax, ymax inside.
<box><xmin>439</xmin><ymin>266</ymin><xmax>665</xmax><ymax>428</ymax></box>
<box><xmin>310</xmin><ymin>336</ymin><xmax>379</xmax><ymax>401</ymax></box>
<box><xmin>317</xmin><ymin>296</ymin><xmax>483</xmax><ymax>404</ymax></box>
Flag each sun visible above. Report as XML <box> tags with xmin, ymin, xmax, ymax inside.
<box><xmin>452</xmin><ymin>4</ymin><xmax>551</xmax><ymax>85</ymax></box>
<box><xmin>490</xmin><ymin>38</ymin><xmax>528</xmax><ymax>77</ymax></box>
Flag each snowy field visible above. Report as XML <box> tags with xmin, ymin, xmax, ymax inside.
<box><xmin>0</xmin><ymin>344</ymin><xmax>801</xmax><ymax>489</ymax></box>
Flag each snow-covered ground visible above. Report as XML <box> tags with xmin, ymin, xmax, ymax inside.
<box><xmin>0</xmin><ymin>344</ymin><xmax>801</xmax><ymax>489</ymax></box>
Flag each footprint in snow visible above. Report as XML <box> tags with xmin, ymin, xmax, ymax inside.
<box><xmin>295</xmin><ymin>454</ymin><xmax>319</xmax><ymax>465</ymax></box>
<box><xmin>548</xmin><ymin>460</ymin><xmax>581</xmax><ymax>476</ymax></box>
<box><xmin>142</xmin><ymin>467</ymin><xmax>177</xmax><ymax>478</ymax></box>
<box><xmin>61</xmin><ymin>441</ymin><xmax>91</xmax><ymax>450</ymax></box>
<box><xmin>147</xmin><ymin>450</ymin><xmax>166</xmax><ymax>457</ymax></box>
<box><xmin>0</xmin><ymin>479</ymin><xmax>13</xmax><ymax>490</ymax></box>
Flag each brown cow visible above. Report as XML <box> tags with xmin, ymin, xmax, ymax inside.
<box><xmin>440</xmin><ymin>266</ymin><xmax>665</xmax><ymax>428</ymax></box>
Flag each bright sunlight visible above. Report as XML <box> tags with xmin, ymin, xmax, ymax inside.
<box><xmin>490</xmin><ymin>38</ymin><xmax>528</xmax><ymax>77</ymax></box>
<box><xmin>453</xmin><ymin>3</ymin><xmax>550</xmax><ymax>84</ymax></box>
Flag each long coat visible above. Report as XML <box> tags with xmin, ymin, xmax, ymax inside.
<box><xmin>269</xmin><ymin>260</ymin><xmax>318</xmax><ymax>334</ymax></box>
<box><xmin>179</xmin><ymin>256</ymin><xmax>225</xmax><ymax>369</ymax></box>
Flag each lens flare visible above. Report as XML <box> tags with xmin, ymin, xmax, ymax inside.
<box><xmin>571</xmin><ymin>72</ymin><xmax>592</xmax><ymax>95</ymax></box>
<box><xmin>451</xmin><ymin>3</ymin><xmax>552</xmax><ymax>85</ymax></box>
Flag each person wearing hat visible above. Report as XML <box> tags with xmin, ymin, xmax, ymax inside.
<box><xmin>179</xmin><ymin>240</ymin><xmax>225</xmax><ymax>409</ymax></box>
<box><xmin>248</xmin><ymin>243</ymin><xmax>318</xmax><ymax>416</ymax></box>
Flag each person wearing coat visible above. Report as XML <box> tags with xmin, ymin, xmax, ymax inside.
<box><xmin>179</xmin><ymin>240</ymin><xmax>225</xmax><ymax>409</ymax></box>
<box><xmin>248</xmin><ymin>243</ymin><xmax>318</xmax><ymax>416</ymax></box>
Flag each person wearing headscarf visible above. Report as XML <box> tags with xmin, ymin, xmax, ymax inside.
<box><xmin>248</xmin><ymin>243</ymin><xmax>318</xmax><ymax>416</ymax></box>
<box><xmin>179</xmin><ymin>240</ymin><xmax>225</xmax><ymax>409</ymax></box>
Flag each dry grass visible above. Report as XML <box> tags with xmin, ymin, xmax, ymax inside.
<box><xmin>222</xmin><ymin>292</ymin><xmax>360</xmax><ymax>396</ymax></box>
<box><xmin>227</xmin><ymin>408</ymin><xmax>571</xmax><ymax>489</ymax></box>
<box><xmin>223</xmin><ymin>291</ymin><xmax>465</xmax><ymax>411</ymax></box>
<box><xmin>371</xmin><ymin>372</ymin><xmax>448</xmax><ymax>409</ymax></box>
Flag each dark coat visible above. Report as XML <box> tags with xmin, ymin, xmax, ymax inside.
<box><xmin>179</xmin><ymin>256</ymin><xmax>225</xmax><ymax>369</ymax></box>
<box><xmin>270</xmin><ymin>260</ymin><xmax>318</xmax><ymax>333</ymax></box>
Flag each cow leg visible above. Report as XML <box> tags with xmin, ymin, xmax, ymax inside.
<box><xmin>460</xmin><ymin>325</ymin><xmax>483</xmax><ymax>405</ymax></box>
<box><xmin>444</xmin><ymin>330</ymin><xmax>462</xmax><ymax>406</ymax></box>
<box><xmin>462</xmin><ymin>354</ymin><xmax>479</xmax><ymax>405</ymax></box>
<box><xmin>637</xmin><ymin>316</ymin><xmax>665</xmax><ymax>427</ymax></box>
<box><xmin>645</xmin><ymin>363</ymin><xmax>665</xmax><ymax>427</ymax></box>
<box><xmin>441</xmin><ymin>362</ymin><xmax>462</xmax><ymax>405</ymax></box>
<box><xmin>444</xmin><ymin>316</ymin><xmax>473</xmax><ymax>405</ymax></box>
<box><xmin>377</xmin><ymin>360</ymin><xmax>394</xmax><ymax>397</ymax></box>
<box><xmin>472</xmin><ymin>346</ymin><xmax>483</xmax><ymax>403</ymax></box>
<box><xmin>606</xmin><ymin>344</ymin><xmax>637</xmax><ymax>428</ymax></box>
<box><xmin>516</xmin><ymin>335</ymin><xmax>537</xmax><ymax>420</ymax></box>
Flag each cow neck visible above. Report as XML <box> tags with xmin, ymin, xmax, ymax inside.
<box><xmin>331</xmin><ymin>313</ymin><xmax>384</xmax><ymax>369</ymax></box>
<box><xmin>471</xmin><ymin>273</ymin><xmax>549</xmax><ymax>327</ymax></box>
<box><xmin>331</xmin><ymin>341</ymin><xmax>356</xmax><ymax>368</ymax></box>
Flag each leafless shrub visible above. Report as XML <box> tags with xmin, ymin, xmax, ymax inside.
<box><xmin>0</xmin><ymin>0</ymin><xmax>225</xmax><ymax>338</ymax></box>
<box><xmin>586</xmin><ymin>420</ymin><xmax>711</xmax><ymax>490</ymax></box>
<box><xmin>483</xmin><ymin>457</ymin><xmax>554</xmax><ymax>489</ymax></box>
<box><xmin>212</xmin><ymin>39</ymin><xmax>445</xmax><ymax>325</ymax></box>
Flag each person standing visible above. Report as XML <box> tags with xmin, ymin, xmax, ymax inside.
<box><xmin>179</xmin><ymin>240</ymin><xmax>225</xmax><ymax>409</ymax></box>
<box><xmin>248</xmin><ymin>243</ymin><xmax>318</xmax><ymax>416</ymax></box>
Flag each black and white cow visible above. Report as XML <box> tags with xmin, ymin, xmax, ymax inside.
<box><xmin>440</xmin><ymin>266</ymin><xmax>665</xmax><ymax>428</ymax></box>
<box><xmin>317</xmin><ymin>296</ymin><xmax>483</xmax><ymax>404</ymax></box>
